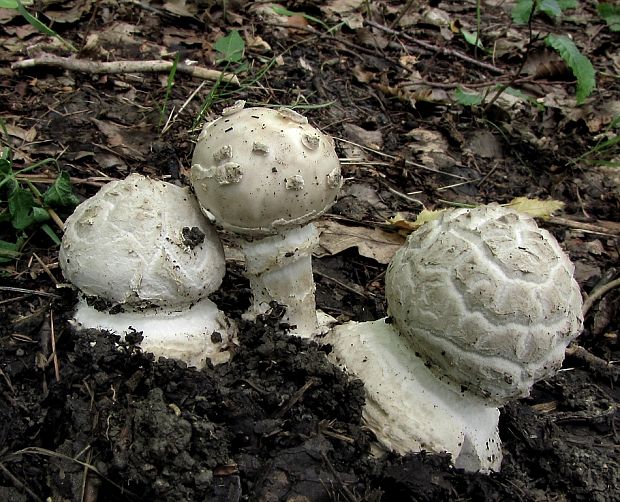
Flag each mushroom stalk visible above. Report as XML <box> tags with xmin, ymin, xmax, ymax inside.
<box><xmin>242</xmin><ymin>223</ymin><xmax>319</xmax><ymax>334</ymax></box>
<box><xmin>329</xmin><ymin>320</ymin><xmax>502</xmax><ymax>472</ymax></box>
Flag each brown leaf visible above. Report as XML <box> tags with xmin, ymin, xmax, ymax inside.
<box><xmin>316</xmin><ymin>220</ymin><xmax>405</xmax><ymax>264</ymax></box>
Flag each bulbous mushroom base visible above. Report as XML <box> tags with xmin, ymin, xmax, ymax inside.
<box><xmin>72</xmin><ymin>297</ymin><xmax>235</xmax><ymax>368</ymax></box>
<box><xmin>327</xmin><ymin>319</ymin><xmax>502</xmax><ymax>473</ymax></box>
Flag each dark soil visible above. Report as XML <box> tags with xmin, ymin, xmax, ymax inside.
<box><xmin>1</xmin><ymin>1</ymin><xmax>619</xmax><ymax>501</ymax></box>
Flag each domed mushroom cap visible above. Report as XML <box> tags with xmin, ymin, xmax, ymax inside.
<box><xmin>190</xmin><ymin>101</ymin><xmax>342</xmax><ymax>236</ymax></box>
<box><xmin>385</xmin><ymin>205</ymin><xmax>583</xmax><ymax>405</ymax></box>
<box><xmin>60</xmin><ymin>174</ymin><xmax>225</xmax><ymax>307</ymax></box>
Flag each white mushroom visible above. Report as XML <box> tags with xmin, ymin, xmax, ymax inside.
<box><xmin>190</xmin><ymin>101</ymin><xmax>342</xmax><ymax>336</ymax></box>
<box><xmin>60</xmin><ymin>174</ymin><xmax>234</xmax><ymax>367</ymax></box>
<box><xmin>327</xmin><ymin>205</ymin><xmax>583</xmax><ymax>472</ymax></box>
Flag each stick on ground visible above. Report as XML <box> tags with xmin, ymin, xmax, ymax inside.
<box><xmin>11</xmin><ymin>54</ymin><xmax>240</xmax><ymax>85</ymax></box>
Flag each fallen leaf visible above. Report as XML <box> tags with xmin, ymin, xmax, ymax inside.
<box><xmin>387</xmin><ymin>209</ymin><xmax>445</xmax><ymax>233</ymax></box>
<box><xmin>343</xmin><ymin>123</ymin><xmax>383</xmax><ymax>150</ymax></box>
<box><xmin>352</xmin><ymin>63</ymin><xmax>375</xmax><ymax>84</ymax></box>
<box><xmin>316</xmin><ymin>220</ymin><xmax>405</xmax><ymax>264</ymax></box>
<box><xmin>5</xmin><ymin>124</ymin><xmax>37</xmax><ymax>142</ymax></box>
<box><xmin>504</xmin><ymin>197</ymin><xmax>565</xmax><ymax>219</ymax></box>
<box><xmin>163</xmin><ymin>0</ymin><xmax>197</xmax><ymax>18</ymax></box>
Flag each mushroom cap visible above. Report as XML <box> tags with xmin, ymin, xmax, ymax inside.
<box><xmin>59</xmin><ymin>174</ymin><xmax>225</xmax><ymax>307</ymax></box>
<box><xmin>190</xmin><ymin>101</ymin><xmax>342</xmax><ymax>236</ymax></box>
<box><xmin>385</xmin><ymin>205</ymin><xmax>583</xmax><ymax>405</ymax></box>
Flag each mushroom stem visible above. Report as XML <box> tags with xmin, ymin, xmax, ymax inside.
<box><xmin>242</xmin><ymin>223</ymin><xmax>319</xmax><ymax>336</ymax></box>
<box><xmin>74</xmin><ymin>297</ymin><xmax>234</xmax><ymax>367</ymax></box>
<box><xmin>328</xmin><ymin>319</ymin><xmax>502</xmax><ymax>473</ymax></box>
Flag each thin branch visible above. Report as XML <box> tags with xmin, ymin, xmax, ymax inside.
<box><xmin>365</xmin><ymin>20</ymin><xmax>504</xmax><ymax>75</ymax></box>
<box><xmin>583</xmin><ymin>277</ymin><xmax>620</xmax><ymax>317</ymax></box>
<box><xmin>12</xmin><ymin>54</ymin><xmax>240</xmax><ymax>85</ymax></box>
<box><xmin>0</xmin><ymin>286</ymin><xmax>61</xmax><ymax>298</ymax></box>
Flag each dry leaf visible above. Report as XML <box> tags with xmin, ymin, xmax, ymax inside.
<box><xmin>352</xmin><ymin>63</ymin><xmax>375</xmax><ymax>84</ymax></box>
<box><xmin>5</xmin><ymin>124</ymin><xmax>37</xmax><ymax>143</ymax></box>
<box><xmin>388</xmin><ymin>209</ymin><xmax>445</xmax><ymax>233</ymax></box>
<box><xmin>343</xmin><ymin>123</ymin><xmax>383</xmax><ymax>150</ymax></box>
<box><xmin>504</xmin><ymin>197</ymin><xmax>565</xmax><ymax>219</ymax></box>
<box><xmin>316</xmin><ymin>220</ymin><xmax>405</xmax><ymax>265</ymax></box>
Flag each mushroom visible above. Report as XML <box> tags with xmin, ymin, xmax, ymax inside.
<box><xmin>190</xmin><ymin>101</ymin><xmax>342</xmax><ymax>336</ymax></box>
<box><xmin>326</xmin><ymin>205</ymin><xmax>583</xmax><ymax>472</ymax></box>
<box><xmin>59</xmin><ymin>174</ymin><xmax>234</xmax><ymax>367</ymax></box>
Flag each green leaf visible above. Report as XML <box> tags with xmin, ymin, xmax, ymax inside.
<box><xmin>462</xmin><ymin>30</ymin><xmax>484</xmax><ymax>49</ymax></box>
<box><xmin>16</xmin><ymin>1</ymin><xmax>57</xmax><ymax>37</ymax></box>
<box><xmin>557</xmin><ymin>0</ymin><xmax>578</xmax><ymax>9</ymax></box>
<box><xmin>455</xmin><ymin>87</ymin><xmax>484</xmax><ymax>106</ymax></box>
<box><xmin>512</xmin><ymin>0</ymin><xmax>577</xmax><ymax>23</ymax></box>
<box><xmin>0</xmin><ymin>0</ymin><xmax>18</xmax><ymax>7</ymax></box>
<box><xmin>8</xmin><ymin>187</ymin><xmax>48</xmax><ymax>230</ymax></box>
<box><xmin>545</xmin><ymin>34</ymin><xmax>596</xmax><ymax>104</ymax></box>
<box><xmin>41</xmin><ymin>223</ymin><xmax>61</xmax><ymax>245</ymax></box>
<box><xmin>598</xmin><ymin>3</ymin><xmax>620</xmax><ymax>32</ymax></box>
<box><xmin>15</xmin><ymin>0</ymin><xmax>77</xmax><ymax>51</ymax></box>
<box><xmin>538</xmin><ymin>0</ymin><xmax>562</xmax><ymax>18</ymax></box>
<box><xmin>43</xmin><ymin>171</ymin><xmax>80</xmax><ymax>207</ymax></box>
<box><xmin>214</xmin><ymin>30</ymin><xmax>245</xmax><ymax>64</ymax></box>
<box><xmin>512</xmin><ymin>0</ymin><xmax>534</xmax><ymax>24</ymax></box>
<box><xmin>0</xmin><ymin>237</ymin><xmax>24</xmax><ymax>263</ymax></box>
<box><xmin>504</xmin><ymin>86</ymin><xmax>545</xmax><ymax>110</ymax></box>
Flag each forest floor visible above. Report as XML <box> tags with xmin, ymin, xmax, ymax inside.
<box><xmin>0</xmin><ymin>1</ymin><xmax>619</xmax><ymax>501</ymax></box>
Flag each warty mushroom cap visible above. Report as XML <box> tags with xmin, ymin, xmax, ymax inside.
<box><xmin>59</xmin><ymin>174</ymin><xmax>225</xmax><ymax>308</ymax></box>
<box><xmin>385</xmin><ymin>205</ymin><xmax>583</xmax><ymax>405</ymax></box>
<box><xmin>190</xmin><ymin>101</ymin><xmax>342</xmax><ymax>237</ymax></box>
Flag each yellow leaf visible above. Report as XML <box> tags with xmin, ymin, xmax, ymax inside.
<box><xmin>387</xmin><ymin>209</ymin><xmax>445</xmax><ymax>233</ymax></box>
<box><xmin>504</xmin><ymin>197</ymin><xmax>564</xmax><ymax>219</ymax></box>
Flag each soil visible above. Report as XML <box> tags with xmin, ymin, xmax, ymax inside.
<box><xmin>1</xmin><ymin>1</ymin><xmax>619</xmax><ymax>501</ymax></box>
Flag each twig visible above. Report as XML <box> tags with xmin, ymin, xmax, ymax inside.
<box><xmin>12</xmin><ymin>447</ymin><xmax>139</xmax><ymax>500</ymax></box>
<box><xmin>314</xmin><ymin>270</ymin><xmax>375</xmax><ymax>299</ymax></box>
<box><xmin>17</xmin><ymin>174</ymin><xmax>114</xmax><ymax>187</ymax></box>
<box><xmin>365</xmin><ymin>20</ymin><xmax>504</xmax><ymax>75</ymax></box>
<box><xmin>32</xmin><ymin>253</ymin><xmax>59</xmax><ymax>285</ymax></box>
<box><xmin>335</xmin><ymin>137</ymin><xmax>471</xmax><ymax>180</ymax></box>
<box><xmin>161</xmin><ymin>80</ymin><xmax>207</xmax><ymax>134</ymax></box>
<box><xmin>320</xmin><ymin>452</ymin><xmax>359</xmax><ymax>502</ymax></box>
<box><xmin>0</xmin><ymin>286</ymin><xmax>61</xmax><ymax>298</ymax></box>
<box><xmin>50</xmin><ymin>310</ymin><xmax>61</xmax><ymax>383</ymax></box>
<box><xmin>390</xmin><ymin>0</ymin><xmax>416</xmax><ymax>29</ymax></box>
<box><xmin>12</xmin><ymin>54</ymin><xmax>240</xmax><ymax>85</ymax></box>
<box><xmin>0</xmin><ymin>463</ymin><xmax>44</xmax><ymax>502</ymax></box>
<box><xmin>548</xmin><ymin>216</ymin><xmax>620</xmax><ymax>236</ymax></box>
<box><xmin>565</xmin><ymin>344</ymin><xmax>620</xmax><ymax>378</ymax></box>
<box><xmin>273</xmin><ymin>378</ymin><xmax>317</xmax><ymax>419</ymax></box>
<box><xmin>582</xmin><ymin>277</ymin><xmax>620</xmax><ymax>317</ymax></box>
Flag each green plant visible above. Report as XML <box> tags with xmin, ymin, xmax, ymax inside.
<box><xmin>159</xmin><ymin>53</ymin><xmax>179</xmax><ymax>128</ymax></box>
<box><xmin>597</xmin><ymin>3</ymin><xmax>620</xmax><ymax>32</ymax></box>
<box><xmin>0</xmin><ymin>138</ymin><xmax>79</xmax><ymax>263</ymax></box>
<box><xmin>573</xmin><ymin>116</ymin><xmax>620</xmax><ymax>167</ymax></box>
<box><xmin>511</xmin><ymin>0</ymin><xmax>578</xmax><ymax>24</ymax></box>
<box><xmin>511</xmin><ymin>0</ymin><xmax>595</xmax><ymax>105</ymax></box>
<box><xmin>0</xmin><ymin>0</ymin><xmax>77</xmax><ymax>51</ymax></box>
